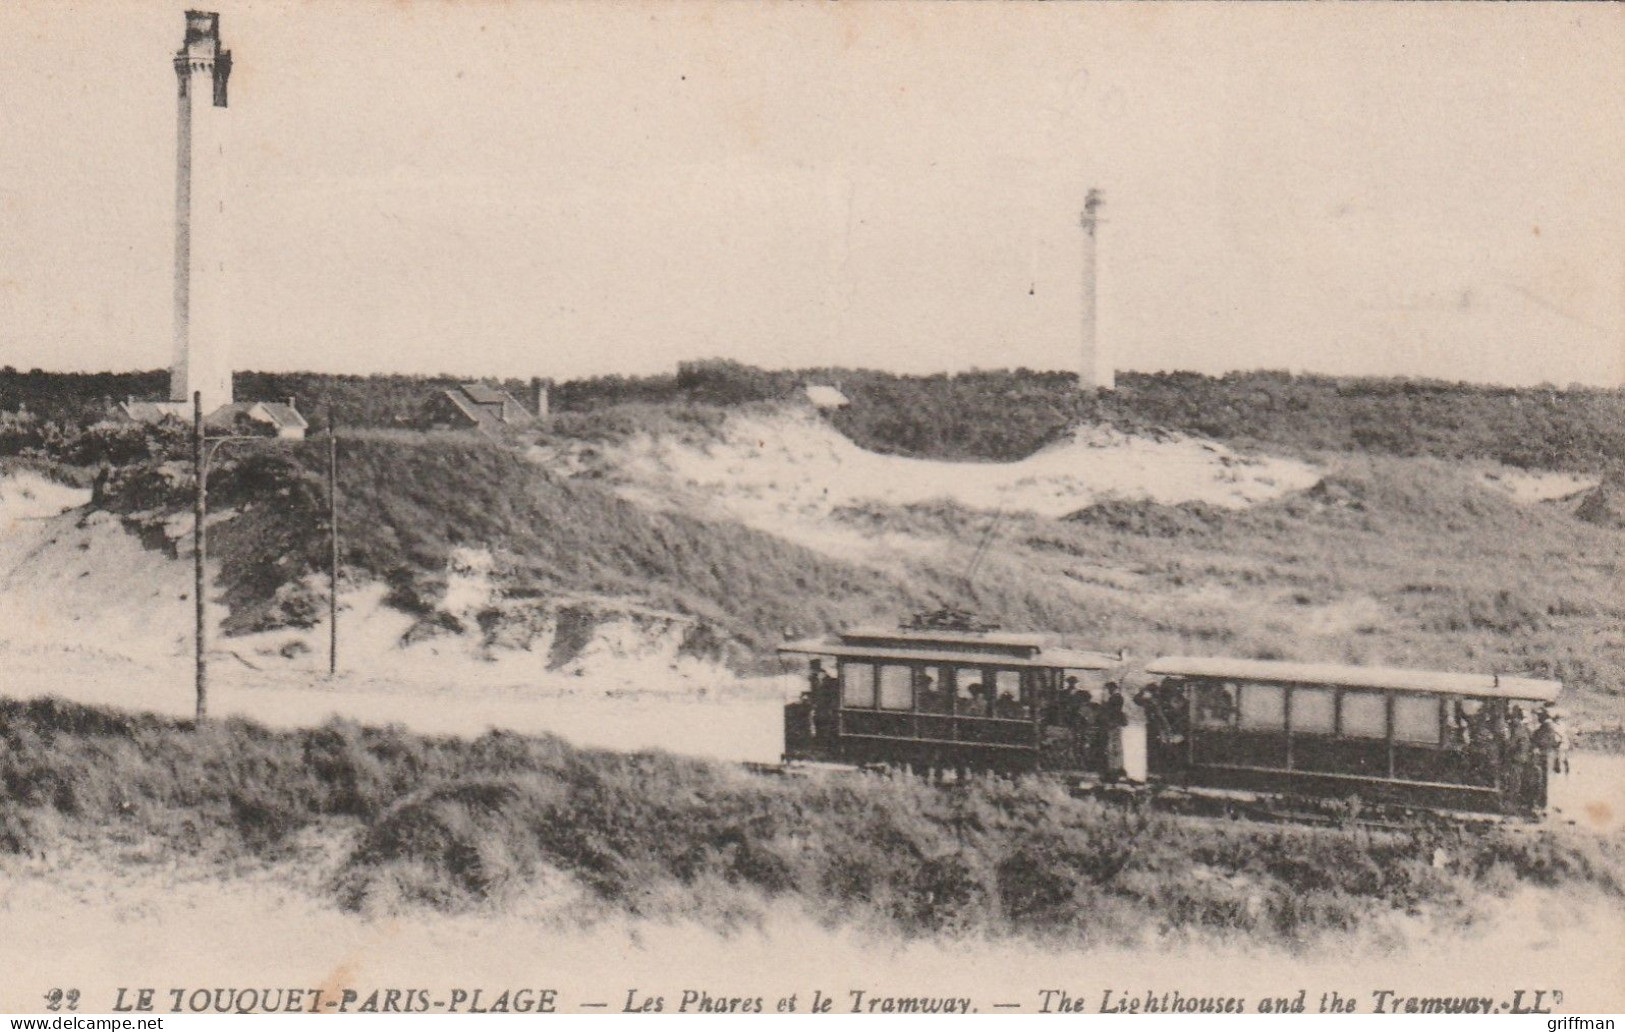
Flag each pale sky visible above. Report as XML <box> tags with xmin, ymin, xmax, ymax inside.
<box><xmin>2</xmin><ymin>1</ymin><xmax>1621</xmax><ymax>386</ymax></box>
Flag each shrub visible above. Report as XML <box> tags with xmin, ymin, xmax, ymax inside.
<box><xmin>1</xmin><ymin>698</ymin><xmax>1622</xmax><ymax>946</ymax></box>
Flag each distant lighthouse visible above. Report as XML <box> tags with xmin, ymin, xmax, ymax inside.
<box><xmin>170</xmin><ymin>10</ymin><xmax>234</xmax><ymax>412</ymax></box>
<box><xmin>1078</xmin><ymin>189</ymin><xmax>1113</xmax><ymax>391</ymax></box>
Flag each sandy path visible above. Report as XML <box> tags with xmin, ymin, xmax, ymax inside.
<box><xmin>0</xmin><ymin>645</ymin><xmax>789</xmax><ymax>764</ymax></box>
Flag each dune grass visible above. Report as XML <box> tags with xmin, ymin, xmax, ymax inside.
<box><xmin>86</xmin><ymin>423</ymin><xmax>1625</xmax><ymax>714</ymax></box>
<box><xmin>99</xmin><ymin>434</ymin><xmax>914</xmax><ymax>647</ymax></box>
<box><xmin>1</xmin><ymin>698</ymin><xmax>1620</xmax><ymax>947</ymax></box>
<box><xmin>840</xmin><ymin>454</ymin><xmax>1625</xmax><ymax>718</ymax></box>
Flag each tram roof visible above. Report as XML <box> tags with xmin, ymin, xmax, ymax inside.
<box><xmin>779</xmin><ymin>636</ymin><xmax>1121</xmax><ymax>671</ymax></box>
<box><xmin>1145</xmin><ymin>656</ymin><xmax>1561</xmax><ymax>702</ymax></box>
<box><xmin>838</xmin><ymin>625</ymin><xmax>1049</xmax><ymax>650</ymax></box>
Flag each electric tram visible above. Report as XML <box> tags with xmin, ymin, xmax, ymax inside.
<box><xmin>780</xmin><ymin>615</ymin><xmax>1564</xmax><ymax>817</ymax></box>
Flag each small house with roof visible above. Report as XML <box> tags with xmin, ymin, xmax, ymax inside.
<box><xmin>421</xmin><ymin>383</ymin><xmax>534</xmax><ymax>434</ymax></box>
<box><xmin>116</xmin><ymin>397</ymin><xmax>308</xmax><ymax>440</ymax></box>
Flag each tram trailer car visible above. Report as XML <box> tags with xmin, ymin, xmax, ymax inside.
<box><xmin>780</xmin><ymin>628</ymin><xmax>1563</xmax><ymax>817</ymax></box>
<box><xmin>1141</xmin><ymin>657</ymin><xmax>1562</xmax><ymax>816</ymax></box>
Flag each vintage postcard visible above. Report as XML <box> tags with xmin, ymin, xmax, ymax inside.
<box><xmin>0</xmin><ymin>0</ymin><xmax>1621</xmax><ymax>1019</ymax></box>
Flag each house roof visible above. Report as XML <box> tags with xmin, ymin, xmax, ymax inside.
<box><xmin>208</xmin><ymin>401</ymin><xmax>307</xmax><ymax>430</ymax></box>
<box><xmin>440</xmin><ymin>389</ymin><xmax>503</xmax><ymax>429</ymax></box>
<box><xmin>117</xmin><ymin>401</ymin><xmax>188</xmax><ymax>423</ymax></box>
<box><xmin>251</xmin><ymin>402</ymin><xmax>309</xmax><ymax>429</ymax></box>
<box><xmin>460</xmin><ymin>383</ymin><xmax>512</xmax><ymax>406</ymax></box>
<box><xmin>1144</xmin><ymin>655</ymin><xmax>1561</xmax><ymax>702</ymax></box>
<box><xmin>434</xmin><ymin>384</ymin><xmax>531</xmax><ymax>430</ymax></box>
<box><xmin>117</xmin><ymin>399</ymin><xmax>307</xmax><ymax>431</ymax></box>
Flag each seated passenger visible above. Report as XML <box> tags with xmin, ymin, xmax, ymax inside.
<box><xmin>995</xmin><ymin>690</ymin><xmax>1023</xmax><ymax>719</ymax></box>
<box><xmin>1195</xmin><ymin>684</ymin><xmax>1236</xmax><ymax>725</ymax></box>
<box><xmin>960</xmin><ymin>683</ymin><xmax>988</xmax><ymax>717</ymax></box>
<box><xmin>917</xmin><ymin>674</ymin><xmax>947</xmax><ymax>714</ymax></box>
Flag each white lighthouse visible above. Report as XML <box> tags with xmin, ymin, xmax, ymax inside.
<box><xmin>116</xmin><ymin>12</ymin><xmax>305</xmax><ymax>438</ymax></box>
<box><xmin>1078</xmin><ymin>188</ymin><xmax>1114</xmax><ymax>392</ymax></box>
<box><xmin>170</xmin><ymin>10</ymin><xmax>234</xmax><ymax>412</ymax></box>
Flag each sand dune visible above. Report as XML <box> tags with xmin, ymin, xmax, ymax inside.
<box><xmin>596</xmin><ymin>409</ymin><xmax>1319</xmax><ymax>555</ymax></box>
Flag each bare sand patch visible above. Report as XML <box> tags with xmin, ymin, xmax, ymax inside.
<box><xmin>599</xmin><ymin>409</ymin><xmax>1318</xmax><ymax>557</ymax></box>
<box><xmin>1479</xmin><ymin>467</ymin><xmax>1598</xmax><ymax>504</ymax></box>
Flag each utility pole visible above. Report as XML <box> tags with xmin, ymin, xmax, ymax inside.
<box><xmin>327</xmin><ymin>406</ymin><xmax>339</xmax><ymax>677</ymax></box>
<box><xmin>188</xmin><ymin>400</ymin><xmax>295</xmax><ymax>722</ymax></box>
<box><xmin>192</xmin><ymin>390</ymin><xmax>208</xmax><ymax>723</ymax></box>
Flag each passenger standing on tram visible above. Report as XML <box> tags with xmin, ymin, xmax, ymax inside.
<box><xmin>1164</xmin><ymin>683</ymin><xmax>1189</xmax><ymax>742</ymax></box>
<box><xmin>1103</xmin><ymin>682</ymin><xmax>1128</xmax><ymax>781</ymax></box>
<box><xmin>1552</xmin><ymin>712</ymin><xmax>1571</xmax><ymax>775</ymax></box>
<box><xmin>1133</xmin><ymin>683</ymin><xmax>1161</xmax><ymax>769</ymax></box>
<box><xmin>1052</xmin><ymin>676</ymin><xmax>1077</xmax><ymax>724</ymax></box>
<box><xmin>1134</xmin><ymin>683</ymin><xmax>1164</xmax><ymax>744</ymax></box>
<box><xmin>1505</xmin><ymin>706</ymin><xmax>1534</xmax><ymax>810</ymax></box>
<box><xmin>805</xmin><ymin>660</ymin><xmax>825</xmax><ymax>739</ymax></box>
<box><xmin>1040</xmin><ymin>678</ymin><xmax>1075</xmax><ymax>766</ymax></box>
<box><xmin>812</xmin><ymin>660</ymin><xmax>839</xmax><ymax>741</ymax></box>
<box><xmin>1534</xmin><ymin>709</ymin><xmax>1568</xmax><ymax>776</ymax></box>
<box><xmin>1450</xmin><ymin>700</ymin><xmax>1471</xmax><ymax>749</ymax></box>
<box><xmin>1465</xmin><ymin>701</ymin><xmax>1498</xmax><ymax>785</ymax></box>
<box><xmin>1081</xmin><ymin>690</ymin><xmax>1103</xmax><ymax>772</ymax></box>
<box><xmin>1060</xmin><ymin>678</ymin><xmax>1088</xmax><ymax>770</ymax></box>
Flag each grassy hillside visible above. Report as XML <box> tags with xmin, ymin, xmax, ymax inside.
<box><xmin>563</xmin><ymin>363</ymin><xmax>1625</xmax><ymax>472</ymax></box>
<box><xmin>5</xmin><ymin>364</ymin><xmax>1623</xmax><ymax>472</ymax></box>
<box><xmin>2</xmin><ymin>697</ymin><xmax>1619</xmax><ymax>944</ymax></box>
<box><xmin>80</xmin><ymin>428</ymin><xmax>1625</xmax><ymax>715</ymax></box>
<box><xmin>95</xmin><ymin>429</ymin><xmax>1277</xmax><ymax>657</ymax></box>
<box><xmin>9</xmin><ymin>363</ymin><xmax>1621</xmax><ymax>712</ymax></box>
<box><xmin>826</xmin><ymin>454</ymin><xmax>1625</xmax><ymax>716</ymax></box>
<box><xmin>97</xmin><ymin>434</ymin><xmax>918</xmax><ymax>647</ymax></box>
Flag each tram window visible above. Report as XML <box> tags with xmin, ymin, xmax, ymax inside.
<box><xmin>1193</xmin><ymin>681</ymin><xmax>1238</xmax><ymax>728</ymax></box>
<box><xmin>1340</xmin><ymin>690</ymin><xmax>1387</xmax><ymax>739</ymax></box>
<box><xmin>842</xmin><ymin>663</ymin><xmax>876</xmax><ymax>708</ymax></box>
<box><xmin>878</xmin><ymin>664</ymin><xmax>913</xmax><ymax>711</ymax></box>
<box><xmin>992</xmin><ymin>670</ymin><xmax>1025</xmax><ymax>719</ymax></box>
<box><xmin>917</xmin><ymin>666</ymin><xmax>949</xmax><ymax>714</ymax></box>
<box><xmin>1393</xmin><ymin>694</ymin><xmax>1443</xmax><ymax>745</ymax></box>
<box><xmin>955</xmin><ymin>671</ymin><xmax>986</xmax><ymax>716</ymax></box>
<box><xmin>1291</xmin><ymin>686</ymin><xmax>1336</xmax><ymax>734</ymax></box>
<box><xmin>1238</xmin><ymin>683</ymin><xmax>1286</xmax><ymax>730</ymax></box>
